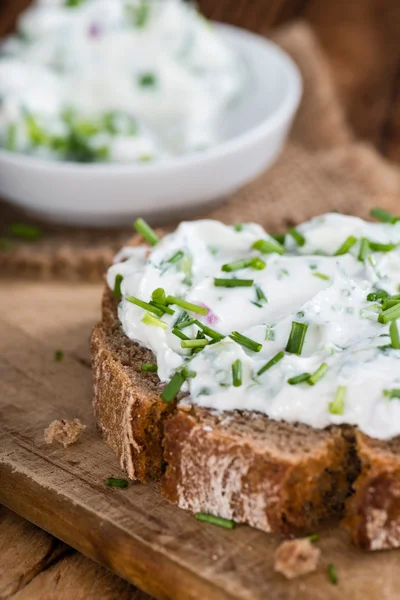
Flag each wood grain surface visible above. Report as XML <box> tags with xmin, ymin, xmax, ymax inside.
<box><xmin>1</xmin><ymin>281</ymin><xmax>400</xmax><ymax>600</ymax></box>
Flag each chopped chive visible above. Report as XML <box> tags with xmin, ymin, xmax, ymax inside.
<box><xmin>288</xmin><ymin>227</ymin><xmax>305</xmax><ymax>247</ymax></box>
<box><xmin>312</xmin><ymin>272</ymin><xmax>330</xmax><ymax>281</ymax></box>
<box><xmin>382</xmin><ymin>298</ymin><xmax>400</xmax><ymax>310</ymax></box>
<box><xmin>327</xmin><ymin>563</ymin><xmax>338</xmax><ymax>585</ymax></box>
<box><xmin>182</xmin><ymin>254</ymin><xmax>193</xmax><ymax>286</ymax></box>
<box><xmin>172</xmin><ymin>328</ymin><xmax>190</xmax><ymax>341</ymax></box>
<box><xmin>257</xmin><ymin>351</ymin><xmax>284</xmax><ymax>376</ymax></box>
<box><xmin>196</xmin><ymin>329</ymin><xmax>205</xmax><ymax>339</ymax></box>
<box><xmin>233</xmin><ymin>223</ymin><xmax>243</xmax><ymax>232</ymax></box>
<box><xmin>265</xmin><ymin>326</ymin><xmax>275</xmax><ymax>341</ymax></box>
<box><xmin>329</xmin><ymin>386</ymin><xmax>346</xmax><ymax>415</ymax></box>
<box><xmin>181</xmin><ymin>339</ymin><xmax>209</xmax><ymax>349</ymax></box>
<box><xmin>151</xmin><ymin>287</ymin><xmax>166</xmax><ymax>304</ymax></box>
<box><xmin>358</xmin><ymin>237</ymin><xmax>370</xmax><ymax>262</ymax></box>
<box><xmin>149</xmin><ymin>301</ymin><xmax>175</xmax><ymax>315</ymax></box>
<box><xmin>229</xmin><ymin>331</ymin><xmax>262</xmax><ymax>353</ymax></box>
<box><xmin>378</xmin><ymin>303</ymin><xmax>400</xmax><ymax>324</ymax></box>
<box><xmin>390</xmin><ymin>320</ymin><xmax>400</xmax><ymax>349</ymax></box>
<box><xmin>141</xmin><ymin>312</ymin><xmax>167</xmax><ymax>329</ymax></box>
<box><xmin>138</xmin><ymin>72</ymin><xmax>157</xmax><ymax>87</ymax></box>
<box><xmin>232</xmin><ymin>359</ymin><xmax>242</xmax><ymax>387</ymax></box>
<box><xmin>308</xmin><ymin>533</ymin><xmax>320</xmax><ymax>543</ymax></box>
<box><xmin>175</xmin><ymin>318</ymin><xmax>196</xmax><ymax>330</ymax></box>
<box><xmin>181</xmin><ymin>367</ymin><xmax>196</xmax><ymax>379</ymax></box>
<box><xmin>271</xmin><ymin>233</ymin><xmax>286</xmax><ymax>244</ymax></box>
<box><xmin>106</xmin><ymin>477</ymin><xmax>129</xmax><ymax>488</ymax></box>
<box><xmin>174</xmin><ymin>311</ymin><xmax>191</xmax><ymax>328</ymax></box>
<box><xmin>113</xmin><ymin>274</ymin><xmax>123</xmax><ymax>300</ymax></box>
<box><xmin>166</xmin><ymin>296</ymin><xmax>208</xmax><ymax>316</ymax></box>
<box><xmin>383</xmin><ymin>389</ymin><xmax>400</xmax><ymax>399</ymax></box>
<box><xmin>161</xmin><ymin>372</ymin><xmax>185</xmax><ymax>403</ymax></box>
<box><xmin>285</xmin><ymin>322</ymin><xmax>308</xmax><ymax>355</ymax></box>
<box><xmin>221</xmin><ymin>257</ymin><xmax>266</xmax><ymax>272</ymax></box>
<box><xmin>9</xmin><ymin>223</ymin><xmax>42</xmax><ymax>241</ymax></box>
<box><xmin>367</xmin><ymin>289</ymin><xmax>388</xmax><ymax>302</ymax></box>
<box><xmin>255</xmin><ymin>284</ymin><xmax>268</xmax><ymax>304</ymax></box>
<box><xmin>369</xmin><ymin>241</ymin><xmax>397</xmax><ymax>252</ymax></box>
<box><xmin>126</xmin><ymin>296</ymin><xmax>164</xmax><ymax>317</ymax></box>
<box><xmin>133</xmin><ymin>218</ymin><xmax>159</xmax><ymax>246</ymax></box>
<box><xmin>334</xmin><ymin>236</ymin><xmax>357</xmax><ymax>256</ymax></box>
<box><xmin>252</xmin><ymin>238</ymin><xmax>285</xmax><ymax>255</ymax></box>
<box><xmin>308</xmin><ymin>363</ymin><xmax>328</xmax><ymax>386</ymax></box>
<box><xmin>167</xmin><ymin>250</ymin><xmax>184</xmax><ymax>264</ymax></box>
<box><xmin>214</xmin><ymin>278</ymin><xmax>254</xmax><ymax>287</ymax></box>
<box><xmin>54</xmin><ymin>350</ymin><xmax>64</xmax><ymax>362</ymax></box>
<box><xmin>370</xmin><ymin>207</ymin><xmax>399</xmax><ymax>224</ymax></box>
<box><xmin>288</xmin><ymin>372</ymin><xmax>311</xmax><ymax>385</ymax></box>
<box><xmin>141</xmin><ymin>363</ymin><xmax>157</xmax><ymax>372</ymax></box>
<box><xmin>194</xmin><ymin>320</ymin><xmax>225</xmax><ymax>342</ymax></box>
<box><xmin>195</xmin><ymin>513</ymin><xmax>235</xmax><ymax>529</ymax></box>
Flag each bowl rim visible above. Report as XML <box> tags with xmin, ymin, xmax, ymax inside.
<box><xmin>0</xmin><ymin>22</ymin><xmax>302</xmax><ymax>174</ymax></box>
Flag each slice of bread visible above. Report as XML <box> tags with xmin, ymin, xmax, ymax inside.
<box><xmin>91</xmin><ymin>269</ymin><xmax>400</xmax><ymax>548</ymax></box>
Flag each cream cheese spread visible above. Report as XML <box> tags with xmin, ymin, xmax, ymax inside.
<box><xmin>107</xmin><ymin>212</ymin><xmax>400</xmax><ymax>440</ymax></box>
<box><xmin>0</xmin><ymin>0</ymin><xmax>243</xmax><ymax>163</ymax></box>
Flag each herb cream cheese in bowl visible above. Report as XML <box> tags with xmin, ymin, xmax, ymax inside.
<box><xmin>0</xmin><ymin>0</ymin><xmax>301</xmax><ymax>226</ymax></box>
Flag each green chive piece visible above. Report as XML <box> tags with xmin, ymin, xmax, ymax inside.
<box><xmin>214</xmin><ymin>278</ymin><xmax>254</xmax><ymax>288</ymax></box>
<box><xmin>288</xmin><ymin>372</ymin><xmax>311</xmax><ymax>385</ymax></box>
<box><xmin>233</xmin><ymin>223</ymin><xmax>243</xmax><ymax>232</ymax></box>
<box><xmin>252</xmin><ymin>238</ymin><xmax>285</xmax><ymax>255</ymax></box>
<box><xmin>54</xmin><ymin>350</ymin><xmax>64</xmax><ymax>362</ymax></box>
<box><xmin>113</xmin><ymin>274</ymin><xmax>123</xmax><ymax>300</ymax></box>
<box><xmin>106</xmin><ymin>477</ymin><xmax>129</xmax><ymax>488</ymax></box>
<box><xmin>308</xmin><ymin>533</ymin><xmax>320</xmax><ymax>543</ymax></box>
<box><xmin>141</xmin><ymin>363</ymin><xmax>157</xmax><ymax>372</ymax></box>
<box><xmin>174</xmin><ymin>311</ymin><xmax>191</xmax><ymax>328</ymax></box>
<box><xmin>221</xmin><ymin>257</ymin><xmax>266</xmax><ymax>272</ymax></box>
<box><xmin>367</xmin><ymin>289</ymin><xmax>388</xmax><ymax>302</ymax></box>
<box><xmin>370</xmin><ymin>207</ymin><xmax>399</xmax><ymax>224</ymax></box>
<box><xmin>288</xmin><ymin>227</ymin><xmax>305</xmax><ymax>247</ymax></box>
<box><xmin>230</xmin><ymin>332</ymin><xmax>262</xmax><ymax>353</ymax></box>
<box><xmin>265</xmin><ymin>326</ymin><xmax>275</xmax><ymax>341</ymax></box>
<box><xmin>308</xmin><ymin>363</ymin><xmax>328</xmax><ymax>386</ymax></box>
<box><xmin>138</xmin><ymin>72</ymin><xmax>157</xmax><ymax>87</ymax></box>
<box><xmin>369</xmin><ymin>241</ymin><xmax>397</xmax><ymax>252</ymax></box>
<box><xmin>358</xmin><ymin>237</ymin><xmax>370</xmax><ymax>262</ymax></box>
<box><xmin>382</xmin><ymin>298</ymin><xmax>400</xmax><ymax>310</ymax></box>
<box><xmin>312</xmin><ymin>272</ymin><xmax>330</xmax><ymax>281</ymax></box>
<box><xmin>9</xmin><ymin>223</ymin><xmax>42</xmax><ymax>241</ymax></box>
<box><xmin>390</xmin><ymin>320</ymin><xmax>400</xmax><ymax>349</ymax></box>
<box><xmin>257</xmin><ymin>351</ymin><xmax>284</xmax><ymax>377</ymax></box>
<box><xmin>271</xmin><ymin>233</ymin><xmax>286</xmax><ymax>244</ymax></box>
<box><xmin>182</xmin><ymin>254</ymin><xmax>193</xmax><ymax>286</ymax></box>
<box><xmin>175</xmin><ymin>318</ymin><xmax>196</xmax><ymax>331</ymax></box>
<box><xmin>133</xmin><ymin>218</ymin><xmax>159</xmax><ymax>246</ymax></box>
<box><xmin>172</xmin><ymin>328</ymin><xmax>190</xmax><ymax>341</ymax></box>
<box><xmin>383</xmin><ymin>389</ymin><xmax>400</xmax><ymax>399</ymax></box>
<box><xmin>195</xmin><ymin>513</ymin><xmax>235</xmax><ymax>529</ymax></box>
<box><xmin>141</xmin><ymin>312</ymin><xmax>167</xmax><ymax>329</ymax></box>
<box><xmin>255</xmin><ymin>284</ymin><xmax>268</xmax><ymax>304</ymax></box>
<box><xmin>152</xmin><ymin>287</ymin><xmax>166</xmax><ymax>304</ymax></box>
<box><xmin>181</xmin><ymin>339</ymin><xmax>209</xmax><ymax>349</ymax></box>
<box><xmin>232</xmin><ymin>359</ymin><xmax>242</xmax><ymax>387</ymax></box>
<box><xmin>285</xmin><ymin>322</ymin><xmax>308</xmax><ymax>355</ymax></box>
<box><xmin>327</xmin><ymin>563</ymin><xmax>338</xmax><ymax>585</ymax></box>
<box><xmin>166</xmin><ymin>296</ymin><xmax>208</xmax><ymax>316</ymax></box>
<box><xmin>167</xmin><ymin>251</ymin><xmax>184</xmax><ymax>264</ymax></box>
<box><xmin>161</xmin><ymin>372</ymin><xmax>185</xmax><ymax>403</ymax></box>
<box><xmin>378</xmin><ymin>303</ymin><xmax>400</xmax><ymax>324</ymax></box>
<box><xmin>329</xmin><ymin>386</ymin><xmax>346</xmax><ymax>415</ymax></box>
<box><xmin>334</xmin><ymin>236</ymin><xmax>357</xmax><ymax>256</ymax></box>
<box><xmin>126</xmin><ymin>296</ymin><xmax>164</xmax><ymax>317</ymax></box>
<box><xmin>194</xmin><ymin>320</ymin><xmax>225</xmax><ymax>342</ymax></box>
<box><xmin>149</xmin><ymin>301</ymin><xmax>175</xmax><ymax>315</ymax></box>
<box><xmin>181</xmin><ymin>367</ymin><xmax>196</xmax><ymax>379</ymax></box>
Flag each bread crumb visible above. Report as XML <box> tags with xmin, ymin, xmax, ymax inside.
<box><xmin>274</xmin><ymin>538</ymin><xmax>320</xmax><ymax>579</ymax></box>
<box><xmin>44</xmin><ymin>419</ymin><xmax>86</xmax><ymax>448</ymax></box>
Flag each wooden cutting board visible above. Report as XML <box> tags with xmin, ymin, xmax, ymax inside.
<box><xmin>1</xmin><ymin>281</ymin><xmax>399</xmax><ymax>600</ymax></box>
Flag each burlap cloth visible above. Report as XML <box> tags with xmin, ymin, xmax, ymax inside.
<box><xmin>1</xmin><ymin>22</ymin><xmax>400</xmax><ymax>281</ymax></box>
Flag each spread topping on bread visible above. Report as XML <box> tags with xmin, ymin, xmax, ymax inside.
<box><xmin>107</xmin><ymin>211</ymin><xmax>400</xmax><ymax>440</ymax></box>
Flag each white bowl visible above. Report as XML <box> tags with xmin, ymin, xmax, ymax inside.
<box><xmin>0</xmin><ymin>24</ymin><xmax>302</xmax><ymax>227</ymax></box>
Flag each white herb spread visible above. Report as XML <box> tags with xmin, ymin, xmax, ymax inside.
<box><xmin>107</xmin><ymin>212</ymin><xmax>400</xmax><ymax>440</ymax></box>
<box><xmin>0</xmin><ymin>0</ymin><xmax>243</xmax><ymax>162</ymax></box>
